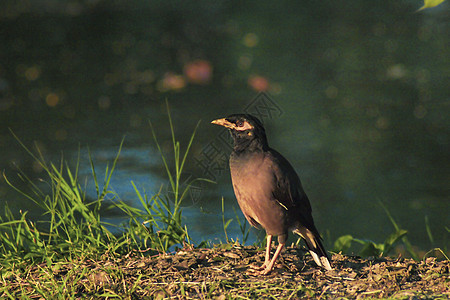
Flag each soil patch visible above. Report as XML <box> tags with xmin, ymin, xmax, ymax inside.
<box><xmin>2</xmin><ymin>245</ymin><xmax>449</xmax><ymax>299</ymax></box>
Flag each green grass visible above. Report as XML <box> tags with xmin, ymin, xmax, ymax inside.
<box><xmin>331</xmin><ymin>201</ymin><xmax>448</xmax><ymax>260</ymax></box>
<box><xmin>0</xmin><ymin>103</ymin><xmax>210</xmax><ymax>264</ymax></box>
<box><xmin>1</xmin><ymin>135</ymin><xmax>120</xmax><ymax>263</ymax></box>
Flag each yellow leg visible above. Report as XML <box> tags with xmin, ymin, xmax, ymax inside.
<box><xmin>263</xmin><ymin>235</ymin><xmax>272</xmax><ymax>267</ymax></box>
<box><xmin>249</xmin><ymin>235</ymin><xmax>272</xmax><ymax>271</ymax></box>
<box><xmin>260</xmin><ymin>242</ymin><xmax>284</xmax><ymax>275</ymax></box>
<box><xmin>248</xmin><ymin>235</ymin><xmax>284</xmax><ymax>275</ymax></box>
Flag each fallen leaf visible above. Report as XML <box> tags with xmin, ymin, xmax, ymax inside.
<box><xmin>223</xmin><ymin>252</ymin><xmax>240</xmax><ymax>259</ymax></box>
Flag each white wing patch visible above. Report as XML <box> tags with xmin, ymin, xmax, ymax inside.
<box><xmin>275</xmin><ymin>199</ymin><xmax>288</xmax><ymax>211</ymax></box>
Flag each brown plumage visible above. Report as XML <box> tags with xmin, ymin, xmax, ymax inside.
<box><xmin>212</xmin><ymin>114</ymin><xmax>332</xmax><ymax>275</ymax></box>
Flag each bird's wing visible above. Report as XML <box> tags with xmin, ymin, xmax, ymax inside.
<box><xmin>268</xmin><ymin>149</ymin><xmax>317</xmax><ymax>231</ymax></box>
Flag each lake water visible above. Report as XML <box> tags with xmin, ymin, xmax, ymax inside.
<box><xmin>0</xmin><ymin>1</ymin><xmax>448</xmax><ymax>253</ymax></box>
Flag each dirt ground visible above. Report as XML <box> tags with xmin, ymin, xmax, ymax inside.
<box><xmin>4</xmin><ymin>244</ymin><xmax>449</xmax><ymax>299</ymax></box>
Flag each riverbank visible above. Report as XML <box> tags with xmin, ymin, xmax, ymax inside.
<box><xmin>2</xmin><ymin>243</ymin><xmax>448</xmax><ymax>299</ymax></box>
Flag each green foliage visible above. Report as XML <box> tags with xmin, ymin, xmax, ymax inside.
<box><xmin>221</xmin><ymin>197</ymin><xmax>232</xmax><ymax>243</ymax></box>
<box><xmin>353</xmin><ymin>229</ymin><xmax>408</xmax><ymax>257</ymax></box>
<box><xmin>424</xmin><ymin>215</ymin><xmax>434</xmax><ymax>244</ymax></box>
<box><xmin>1</xmin><ymin>133</ymin><xmax>120</xmax><ymax>262</ymax></box>
<box><xmin>333</xmin><ymin>234</ymin><xmax>353</xmax><ymax>253</ymax></box>
<box><xmin>0</xmin><ymin>103</ymin><xmax>210</xmax><ymax>264</ymax></box>
<box><xmin>333</xmin><ymin>228</ymin><xmax>407</xmax><ymax>258</ymax></box>
<box><xmin>114</xmin><ymin>103</ymin><xmax>212</xmax><ymax>252</ymax></box>
<box><xmin>417</xmin><ymin>0</ymin><xmax>446</xmax><ymax>11</ymax></box>
<box><xmin>232</xmin><ymin>205</ymin><xmax>250</xmax><ymax>245</ymax></box>
<box><xmin>332</xmin><ymin>201</ymin><xmax>448</xmax><ymax>259</ymax></box>
<box><xmin>221</xmin><ymin>197</ymin><xmax>251</xmax><ymax>245</ymax></box>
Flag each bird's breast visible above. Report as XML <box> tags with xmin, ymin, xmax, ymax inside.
<box><xmin>230</xmin><ymin>154</ymin><xmax>273</xmax><ymax>196</ymax></box>
<box><xmin>229</xmin><ymin>153</ymin><xmax>287</xmax><ymax>235</ymax></box>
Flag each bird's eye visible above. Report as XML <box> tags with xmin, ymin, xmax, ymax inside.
<box><xmin>236</xmin><ymin>120</ymin><xmax>244</xmax><ymax>127</ymax></box>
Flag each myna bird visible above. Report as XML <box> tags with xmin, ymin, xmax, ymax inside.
<box><xmin>212</xmin><ymin>114</ymin><xmax>332</xmax><ymax>275</ymax></box>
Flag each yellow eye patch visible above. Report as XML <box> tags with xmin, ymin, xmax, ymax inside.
<box><xmin>235</xmin><ymin>120</ymin><xmax>254</xmax><ymax>131</ymax></box>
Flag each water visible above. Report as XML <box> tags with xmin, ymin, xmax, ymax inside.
<box><xmin>0</xmin><ymin>1</ymin><xmax>448</xmax><ymax>252</ymax></box>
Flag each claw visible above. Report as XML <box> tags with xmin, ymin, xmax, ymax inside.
<box><xmin>246</xmin><ymin>266</ymin><xmax>272</xmax><ymax>276</ymax></box>
<box><xmin>249</xmin><ymin>262</ymin><xmax>268</xmax><ymax>271</ymax></box>
<box><xmin>246</xmin><ymin>236</ymin><xmax>285</xmax><ymax>276</ymax></box>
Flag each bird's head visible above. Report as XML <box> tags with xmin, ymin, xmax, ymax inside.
<box><xmin>211</xmin><ymin>114</ymin><xmax>268</xmax><ymax>152</ymax></box>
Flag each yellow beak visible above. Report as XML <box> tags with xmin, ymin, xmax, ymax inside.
<box><xmin>211</xmin><ymin>118</ymin><xmax>235</xmax><ymax>129</ymax></box>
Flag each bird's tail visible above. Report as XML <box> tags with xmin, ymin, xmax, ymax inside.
<box><xmin>293</xmin><ymin>227</ymin><xmax>332</xmax><ymax>271</ymax></box>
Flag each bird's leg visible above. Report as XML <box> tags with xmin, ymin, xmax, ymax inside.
<box><xmin>249</xmin><ymin>235</ymin><xmax>285</xmax><ymax>275</ymax></box>
<box><xmin>249</xmin><ymin>235</ymin><xmax>272</xmax><ymax>271</ymax></box>
<box><xmin>259</xmin><ymin>242</ymin><xmax>284</xmax><ymax>275</ymax></box>
<box><xmin>248</xmin><ymin>241</ymin><xmax>285</xmax><ymax>275</ymax></box>
<box><xmin>263</xmin><ymin>234</ymin><xmax>272</xmax><ymax>268</ymax></box>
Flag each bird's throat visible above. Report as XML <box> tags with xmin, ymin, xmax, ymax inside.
<box><xmin>231</xmin><ymin>133</ymin><xmax>268</xmax><ymax>154</ymax></box>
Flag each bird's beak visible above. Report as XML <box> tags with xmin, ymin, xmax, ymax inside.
<box><xmin>211</xmin><ymin>118</ymin><xmax>235</xmax><ymax>129</ymax></box>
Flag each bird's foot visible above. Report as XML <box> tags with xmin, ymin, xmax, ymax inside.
<box><xmin>248</xmin><ymin>262</ymin><xmax>268</xmax><ymax>271</ymax></box>
<box><xmin>247</xmin><ymin>262</ymin><xmax>274</xmax><ymax>275</ymax></box>
<box><xmin>246</xmin><ymin>265</ymin><xmax>273</xmax><ymax>276</ymax></box>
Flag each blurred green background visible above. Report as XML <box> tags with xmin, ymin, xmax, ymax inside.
<box><xmin>0</xmin><ymin>0</ymin><xmax>448</xmax><ymax>253</ymax></box>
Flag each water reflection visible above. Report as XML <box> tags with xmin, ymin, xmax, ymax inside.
<box><xmin>0</xmin><ymin>1</ymin><xmax>448</xmax><ymax>252</ymax></box>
